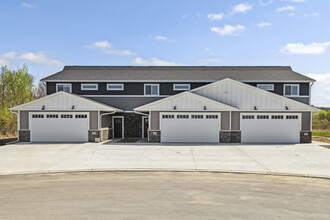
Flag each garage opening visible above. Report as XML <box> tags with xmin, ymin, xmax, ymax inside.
<box><xmin>160</xmin><ymin>113</ymin><xmax>220</xmax><ymax>143</ymax></box>
<box><xmin>240</xmin><ymin>113</ymin><xmax>300</xmax><ymax>143</ymax></box>
<box><xmin>30</xmin><ymin>112</ymin><xmax>89</xmax><ymax>142</ymax></box>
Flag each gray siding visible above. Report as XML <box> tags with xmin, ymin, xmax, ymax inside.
<box><xmin>288</xmin><ymin>96</ymin><xmax>309</xmax><ymax>105</ymax></box>
<box><xmin>231</xmin><ymin>112</ymin><xmax>240</xmax><ymax>130</ymax></box>
<box><xmin>101</xmin><ymin>112</ymin><xmax>112</xmax><ymax>128</ymax></box>
<box><xmin>89</xmin><ymin>111</ymin><xmax>98</xmax><ymax>130</ymax></box>
<box><xmin>302</xmin><ymin>112</ymin><xmax>311</xmax><ymax>130</ymax></box>
<box><xmin>150</xmin><ymin>111</ymin><xmax>160</xmax><ymax>130</ymax></box>
<box><xmin>20</xmin><ymin>111</ymin><xmax>29</xmax><ymax>130</ymax></box>
<box><xmin>221</xmin><ymin>112</ymin><xmax>230</xmax><ymax>130</ymax></box>
<box><xmin>89</xmin><ymin>97</ymin><xmax>165</xmax><ymax>111</ymax></box>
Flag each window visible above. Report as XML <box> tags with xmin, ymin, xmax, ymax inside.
<box><xmin>191</xmin><ymin>115</ymin><xmax>203</xmax><ymax>119</ymax></box>
<box><xmin>173</xmin><ymin>84</ymin><xmax>190</xmax><ymax>91</ymax></box>
<box><xmin>61</xmin><ymin>114</ymin><xmax>73</xmax><ymax>118</ymax></box>
<box><xmin>284</xmin><ymin>84</ymin><xmax>299</xmax><ymax>96</ymax></box>
<box><xmin>47</xmin><ymin>114</ymin><xmax>58</xmax><ymax>118</ymax></box>
<box><xmin>107</xmin><ymin>84</ymin><xmax>124</xmax><ymax>91</ymax></box>
<box><xmin>177</xmin><ymin>115</ymin><xmax>189</xmax><ymax>119</ymax></box>
<box><xmin>162</xmin><ymin>115</ymin><xmax>174</xmax><ymax>119</ymax></box>
<box><xmin>257</xmin><ymin>115</ymin><xmax>269</xmax><ymax>119</ymax></box>
<box><xmin>257</xmin><ymin>84</ymin><xmax>274</xmax><ymax>91</ymax></box>
<box><xmin>81</xmin><ymin>84</ymin><xmax>98</xmax><ymax>90</ymax></box>
<box><xmin>144</xmin><ymin>84</ymin><xmax>159</xmax><ymax>96</ymax></box>
<box><xmin>32</xmin><ymin>114</ymin><xmax>44</xmax><ymax>118</ymax></box>
<box><xmin>286</xmin><ymin>115</ymin><xmax>298</xmax><ymax>119</ymax></box>
<box><xmin>75</xmin><ymin>114</ymin><xmax>87</xmax><ymax>118</ymax></box>
<box><xmin>242</xmin><ymin>115</ymin><xmax>254</xmax><ymax>119</ymax></box>
<box><xmin>206</xmin><ymin>115</ymin><xmax>218</xmax><ymax>119</ymax></box>
<box><xmin>271</xmin><ymin>115</ymin><xmax>284</xmax><ymax>119</ymax></box>
<box><xmin>56</xmin><ymin>84</ymin><xmax>72</xmax><ymax>93</ymax></box>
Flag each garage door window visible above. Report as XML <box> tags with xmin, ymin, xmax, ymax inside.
<box><xmin>61</xmin><ymin>114</ymin><xmax>73</xmax><ymax>118</ymax></box>
<box><xmin>192</xmin><ymin>115</ymin><xmax>203</xmax><ymax>119</ymax></box>
<box><xmin>75</xmin><ymin>115</ymin><xmax>87</xmax><ymax>118</ymax></box>
<box><xmin>272</xmin><ymin>115</ymin><xmax>284</xmax><ymax>119</ymax></box>
<box><xmin>32</xmin><ymin>114</ymin><xmax>44</xmax><ymax>118</ymax></box>
<box><xmin>206</xmin><ymin>115</ymin><xmax>218</xmax><ymax>119</ymax></box>
<box><xmin>242</xmin><ymin>115</ymin><xmax>254</xmax><ymax>119</ymax></box>
<box><xmin>257</xmin><ymin>115</ymin><xmax>269</xmax><ymax>119</ymax></box>
<box><xmin>177</xmin><ymin>115</ymin><xmax>189</xmax><ymax>119</ymax></box>
<box><xmin>286</xmin><ymin>115</ymin><xmax>298</xmax><ymax>119</ymax></box>
<box><xmin>162</xmin><ymin>115</ymin><xmax>174</xmax><ymax>119</ymax></box>
<box><xmin>47</xmin><ymin>114</ymin><xmax>58</xmax><ymax>118</ymax></box>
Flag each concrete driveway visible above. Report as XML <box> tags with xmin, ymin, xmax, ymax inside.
<box><xmin>0</xmin><ymin>142</ymin><xmax>330</xmax><ymax>177</ymax></box>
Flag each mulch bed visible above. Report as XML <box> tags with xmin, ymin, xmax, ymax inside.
<box><xmin>313</xmin><ymin>136</ymin><xmax>330</xmax><ymax>144</ymax></box>
<box><xmin>0</xmin><ymin>138</ymin><xmax>17</xmax><ymax>146</ymax></box>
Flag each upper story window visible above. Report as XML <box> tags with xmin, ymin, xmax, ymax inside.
<box><xmin>173</xmin><ymin>84</ymin><xmax>190</xmax><ymax>91</ymax></box>
<box><xmin>257</xmin><ymin>84</ymin><xmax>274</xmax><ymax>91</ymax></box>
<box><xmin>56</xmin><ymin>83</ymin><xmax>72</xmax><ymax>93</ymax></box>
<box><xmin>81</xmin><ymin>84</ymin><xmax>98</xmax><ymax>90</ymax></box>
<box><xmin>144</xmin><ymin>84</ymin><xmax>159</xmax><ymax>96</ymax></box>
<box><xmin>284</xmin><ymin>84</ymin><xmax>299</xmax><ymax>96</ymax></box>
<box><xmin>107</xmin><ymin>84</ymin><xmax>124</xmax><ymax>91</ymax></box>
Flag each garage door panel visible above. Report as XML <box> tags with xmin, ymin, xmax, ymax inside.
<box><xmin>30</xmin><ymin>113</ymin><xmax>89</xmax><ymax>142</ymax></box>
<box><xmin>241</xmin><ymin>114</ymin><xmax>300</xmax><ymax>143</ymax></box>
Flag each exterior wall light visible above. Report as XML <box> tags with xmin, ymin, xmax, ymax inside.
<box><xmin>285</xmin><ymin>106</ymin><xmax>289</xmax><ymax>110</ymax></box>
<box><xmin>203</xmin><ymin>106</ymin><xmax>207</xmax><ymax>110</ymax></box>
<box><xmin>254</xmin><ymin>106</ymin><xmax>257</xmax><ymax>110</ymax></box>
<box><xmin>72</xmin><ymin>105</ymin><xmax>75</xmax><ymax>110</ymax></box>
<box><xmin>41</xmin><ymin>105</ymin><xmax>45</xmax><ymax>110</ymax></box>
<box><xmin>173</xmin><ymin>106</ymin><xmax>176</xmax><ymax>110</ymax></box>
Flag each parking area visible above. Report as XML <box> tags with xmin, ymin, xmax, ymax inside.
<box><xmin>0</xmin><ymin>142</ymin><xmax>330</xmax><ymax>177</ymax></box>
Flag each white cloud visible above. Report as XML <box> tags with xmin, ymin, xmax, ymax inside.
<box><xmin>304</xmin><ymin>12</ymin><xmax>319</xmax><ymax>17</ymax></box>
<box><xmin>232</xmin><ymin>3</ymin><xmax>253</xmax><ymax>14</ymax></box>
<box><xmin>283</xmin><ymin>0</ymin><xmax>307</xmax><ymax>2</ymax></box>
<box><xmin>211</xmin><ymin>25</ymin><xmax>245</xmax><ymax>36</ymax></box>
<box><xmin>281</xmin><ymin>42</ymin><xmax>330</xmax><ymax>54</ymax></box>
<box><xmin>21</xmin><ymin>2</ymin><xmax>38</xmax><ymax>8</ymax></box>
<box><xmin>277</xmin><ymin>5</ymin><xmax>295</xmax><ymax>11</ymax></box>
<box><xmin>257</xmin><ymin>22</ymin><xmax>271</xmax><ymax>27</ymax></box>
<box><xmin>288</xmin><ymin>13</ymin><xmax>295</xmax><ymax>16</ymax></box>
<box><xmin>259</xmin><ymin>0</ymin><xmax>273</xmax><ymax>6</ymax></box>
<box><xmin>207</xmin><ymin>13</ymin><xmax>224</xmax><ymax>20</ymax></box>
<box><xmin>306</xmin><ymin>73</ymin><xmax>330</xmax><ymax>107</ymax></box>
<box><xmin>0</xmin><ymin>51</ymin><xmax>64</xmax><ymax>67</ymax></box>
<box><xmin>149</xmin><ymin>35</ymin><xmax>172</xmax><ymax>42</ymax></box>
<box><xmin>198</xmin><ymin>58</ymin><xmax>221</xmax><ymax>65</ymax></box>
<box><xmin>132</xmin><ymin>57</ymin><xmax>183</xmax><ymax>66</ymax></box>
<box><xmin>205</xmin><ymin>48</ymin><xmax>216</xmax><ymax>56</ymax></box>
<box><xmin>87</xmin><ymin>40</ymin><xmax>137</xmax><ymax>56</ymax></box>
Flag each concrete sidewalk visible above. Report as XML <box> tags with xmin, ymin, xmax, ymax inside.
<box><xmin>0</xmin><ymin>142</ymin><xmax>330</xmax><ymax>177</ymax></box>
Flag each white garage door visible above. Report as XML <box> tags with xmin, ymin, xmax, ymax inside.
<box><xmin>160</xmin><ymin>113</ymin><xmax>220</xmax><ymax>143</ymax></box>
<box><xmin>241</xmin><ymin>113</ymin><xmax>301</xmax><ymax>143</ymax></box>
<box><xmin>30</xmin><ymin>112</ymin><xmax>89</xmax><ymax>142</ymax></box>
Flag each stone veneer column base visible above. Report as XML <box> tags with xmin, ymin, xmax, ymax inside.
<box><xmin>220</xmin><ymin>131</ymin><xmax>241</xmax><ymax>143</ymax></box>
<box><xmin>149</xmin><ymin>130</ymin><xmax>161</xmax><ymax>142</ymax></box>
<box><xmin>300</xmin><ymin>131</ymin><xmax>312</xmax><ymax>143</ymax></box>
<box><xmin>19</xmin><ymin>130</ymin><xmax>30</xmax><ymax>142</ymax></box>
<box><xmin>88</xmin><ymin>130</ymin><xmax>101</xmax><ymax>142</ymax></box>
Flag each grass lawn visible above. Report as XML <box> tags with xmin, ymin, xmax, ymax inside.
<box><xmin>312</xmin><ymin>131</ymin><xmax>330</xmax><ymax>138</ymax></box>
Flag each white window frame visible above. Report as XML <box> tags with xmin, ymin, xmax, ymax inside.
<box><xmin>257</xmin><ymin>84</ymin><xmax>274</xmax><ymax>91</ymax></box>
<box><xmin>284</xmin><ymin>84</ymin><xmax>299</xmax><ymax>97</ymax></box>
<box><xmin>173</xmin><ymin>84</ymin><xmax>190</xmax><ymax>91</ymax></box>
<box><xmin>107</xmin><ymin>84</ymin><xmax>124</xmax><ymax>91</ymax></box>
<box><xmin>81</xmin><ymin>83</ymin><xmax>98</xmax><ymax>91</ymax></box>
<box><xmin>56</xmin><ymin>83</ymin><xmax>72</xmax><ymax>93</ymax></box>
<box><xmin>144</xmin><ymin>84</ymin><xmax>159</xmax><ymax>96</ymax></box>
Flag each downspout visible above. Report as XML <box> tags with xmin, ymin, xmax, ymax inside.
<box><xmin>7</xmin><ymin>110</ymin><xmax>19</xmax><ymax>144</ymax></box>
<box><xmin>100</xmin><ymin>111</ymin><xmax>116</xmax><ymax>141</ymax></box>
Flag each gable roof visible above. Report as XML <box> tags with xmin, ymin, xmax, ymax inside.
<box><xmin>41</xmin><ymin>66</ymin><xmax>315</xmax><ymax>82</ymax></box>
<box><xmin>134</xmin><ymin>91</ymin><xmax>238</xmax><ymax>112</ymax></box>
<box><xmin>10</xmin><ymin>91</ymin><xmax>123</xmax><ymax>112</ymax></box>
<box><xmin>191</xmin><ymin>78</ymin><xmax>320</xmax><ymax>112</ymax></box>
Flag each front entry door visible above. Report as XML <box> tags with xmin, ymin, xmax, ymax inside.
<box><xmin>114</xmin><ymin>117</ymin><xmax>123</xmax><ymax>138</ymax></box>
<box><xmin>143</xmin><ymin>117</ymin><xmax>149</xmax><ymax>138</ymax></box>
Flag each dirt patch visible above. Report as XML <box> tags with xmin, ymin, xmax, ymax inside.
<box><xmin>313</xmin><ymin>136</ymin><xmax>330</xmax><ymax>144</ymax></box>
<box><xmin>0</xmin><ymin>138</ymin><xmax>17</xmax><ymax>146</ymax></box>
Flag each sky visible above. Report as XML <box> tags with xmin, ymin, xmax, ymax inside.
<box><xmin>0</xmin><ymin>0</ymin><xmax>329</xmax><ymax>107</ymax></box>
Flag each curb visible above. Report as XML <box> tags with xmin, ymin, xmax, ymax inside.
<box><xmin>1</xmin><ymin>168</ymin><xmax>329</xmax><ymax>180</ymax></box>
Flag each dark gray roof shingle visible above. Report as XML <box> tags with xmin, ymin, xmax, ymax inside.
<box><xmin>41</xmin><ymin>66</ymin><xmax>315</xmax><ymax>82</ymax></box>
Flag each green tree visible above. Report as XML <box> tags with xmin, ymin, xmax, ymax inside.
<box><xmin>327</xmin><ymin>110</ymin><xmax>330</xmax><ymax>121</ymax></box>
<box><xmin>318</xmin><ymin>110</ymin><xmax>327</xmax><ymax>120</ymax></box>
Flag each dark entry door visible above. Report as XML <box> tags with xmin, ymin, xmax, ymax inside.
<box><xmin>114</xmin><ymin>117</ymin><xmax>123</xmax><ymax>138</ymax></box>
<box><xmin>143</xmin><ymin>117</ymin><xmax>149</xmax><ymax>138</ymax></box>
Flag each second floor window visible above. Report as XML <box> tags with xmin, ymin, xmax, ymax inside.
<box><xmin>257</xmin><ymin>84</ymin><xmax>274</xmax><ymax>91</ymax></box>
<box><xmin>144</xmin><ymin>84</ymin><xmax>159</xmax><ymax>95</ymax></box>
<box><xmin>56</xmin><ymin>83</ymin><xmax>71</xmax><ymax>93</ymax></box>
<box><xmin>81</xmin><ymin>84</ymin><xmax>98</xmax><ymax>90</ymax></box>
<box><xmin>107</xmin><ymin>84</ymin><xmax>124</xmax><ymax>91</ymax></box>
<box><xmin>173</xmin><ymin>84</ymin><xmax>190</xmax><ymax>91</ymax></box>
<box><xmin>284</xmin><ymin>84</ymin><xmax>299</xmax><ymax>96</ymax></box>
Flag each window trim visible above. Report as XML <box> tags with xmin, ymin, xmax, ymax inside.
<box><xmin>81</xmin><ymin>83</ymin><xmax>98</xmax><ymax>91</ymax></box>
<box><xmin>257</xmin><ymin>84</ymin><xmax>274</xmax><ymax>91</ymax></box>
<box><xmin>284</xmin><ymin>84</ymin><xmax>299</xmax><ymax>97</ymax></box>
<box><xmin>173</xmin><ymin>84</ymin><xmax>191</xmax><ymax>91</ymax></box>
<box><xmin>56</xmin><ymin>83</ymin><xmax>72</xmax><ymax>93</ymax></box>
<box><xmin>107</xmin><ymin>84</ymin><xmax>124</xmax><ymax>91</ymax></box>
<box><xmin>144</xmin><ymin>84</ymin><xmax>159</xmax><ymax>96</ymax></box>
